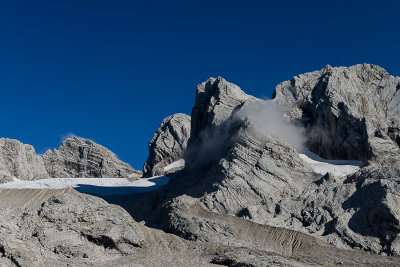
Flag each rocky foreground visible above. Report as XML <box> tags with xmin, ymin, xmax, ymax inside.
<box><xmin>0</xmin><ymin>63</ymin><xmax>400</xmax><ymax>266</ymax></box>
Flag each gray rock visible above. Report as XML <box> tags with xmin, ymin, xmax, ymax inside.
<box><xmin>0</xmin><ymin>138</ymin><xmax>49</xmax><ymax>182</ymax></box>
<box><xmin>163</xmin><ymin>195</ymin><xmax>400</xmax><ymax>266</ymax></box>
<box><xmin>0</xmin><ymin>189</ymin><xmax>144</xmax><ymax>266</ymax></box>
<box><xmin>0</xmin><ymin>188</ymin><xmax>333</xmax><ymax>267</ymax></box>
<box><xmin>198</xmin><ymin>124</ymin><xmax>314</xmax><ymax>217</ymax></box>
<box><xmin>0</xmin><ymin>189</ymin><xmax>145</xmax><ymax>266</ymax></box>
<box><xmin>143</xmin><ymin>113</ymin><xmax>191</xmax><ymax>177</ymax></box>
<box><xmin>2</xmin><ymin>65</ymin><xmax>400</xmax><ymax>265</ymax></box>
<box><xmin>190</xmin><ymin>77</ymin><xmax>258</xmax><ymax>138</ymax></box>
<box><xmin>43</xmin><ymin>136</ymin><xmax>141</xmax><ymax>178</ymax></box>
<box><xmin>273</xmin><ymin>63</ymin><xmax>400</xmax><ymax>164</ymax></box>
<box><xmin>185</xmin><ymin>77</ymin><xmax>260</xmax><ymax>170</ymax></box>
<box><xmin>129</xmin><ymin>69</ymin><xmax>400</xmax><ymax>258</ymax></box>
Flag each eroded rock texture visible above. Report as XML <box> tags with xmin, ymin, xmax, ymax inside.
<box><xmin>2</xmin><ymin>64</ymin><xmax>400</xmax><ymax>266</ymax></box>
<box><xmin>273</xmin><ymin>63</ymin><xmax>400</xmax><ymax>164</ymax></box>
<box><xmin>2</xmin><ymin>188</ymin><xmax>385</xmax><ymax>267</ymax></box>
<box><xmin>43</xmin><ymin>136</ymin><xmax>141</xmax><ymax>178</ymax></box>
<box><xmin>0</xmin><ymin>189</ymin><xmax>142</xmax><ymax>266</ymax></box>
<box><xmin>125</xmin><ymin>66</ymin><xmax>400</xmax><ymax>258</ymax></box>
<box><xmin>143</xmin><ymin>113</ymin><xmax>190</xmax><ymax>177</ymax></box>
<box><xmin>0</xmin><ymin>138</ymin><xmax>49</xmax><ymax>182</ymax></box>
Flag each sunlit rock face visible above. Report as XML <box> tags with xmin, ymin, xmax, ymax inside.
<box><xmin>150</xmin><ymin>66</ymin><xmax>400</xmax><ymax>257</ymax></box>
<box><xmin>1</xmin><ymin>64</ymin><xmax>400</xmax><ymax>265</ymax></box>
<box><xmin>0</xmin><ymin>138</ymin><xmax>50</xmax><ymax>182</ymax></box>
<box><xmin>273</xmin><ymin>64</ymin><xmax>400</xmax><ymax>164</ymax></box>
<box><xmin>0</xmin><ymin>136</ymin><xmax>142</xmax><ymax>184</ymax></box>
<box><xmin>143</xmin><ymin>113</ymin><xmax>190</xmax><ymax>177</ymax></box>
<box><xmin>42</xmin><ymin>136</ymin><xmax>141</xmax><ymax>178</ymax></box>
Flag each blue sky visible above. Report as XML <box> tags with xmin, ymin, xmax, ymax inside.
<box><xmin>0</xmin><ymin>0</ymin><xmax>399</xmax><ymax>170</ymax></box>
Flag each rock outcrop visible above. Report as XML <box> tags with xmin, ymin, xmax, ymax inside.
<box><xmin>43</xmin><ymin>136</ymin><xmax>141</xmax><ymax>178</ymax></box>
<box><xmin>185</xmin><ymin>77</ymin><xmax>260</xmax><ymax>170</ymax></box>
<box><xmin>0</xmin><ymin>137</ymin><xmax>141</xmax><ymax>183</ymax></box>
<box><xmin>122</xmin><ymin>67</ymin><xmax>400</xmax><ymax>258</ymax></box>
<box><xmin>190</xmin><ymin>77</ymin><xmax>258</xmax><ymax>138</ymax></box>
<box><xmin>1</xmin><ymin>188</ymin><xmax>399</xmax><ymax>266</ymax></box>
<box><xmin>143</xmin><ymin>113</ymin><xmax>190</xmax><ymax>177</ymax></box>
<box><xmin>0</xmin><ymin>138</ymin><xmax>50</xmax><ymax>182</ymax></box>
<box><xmin>0</xmin><ymin>189</ymin><xmax>145</xmax><ymax>266</ymax></box>
<box><xmin>273</xmin><ymin>64</ymin><xmax>400</xmax><ymax>164</ymax></box>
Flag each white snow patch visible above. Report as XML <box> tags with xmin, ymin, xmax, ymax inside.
<box><xmin>0</xmin><ymin>176</ymin><xmax>170</xmax><ymax>196</ymax></box>
<box><xmin>299</xmin><ymin>149</ymin><xmax>363</xmax><ymax>177</ymax></box>
<box><xmin>164</xmin><ymin>159</ymin><xmax>185</xmax><ymax>171</ymax></box>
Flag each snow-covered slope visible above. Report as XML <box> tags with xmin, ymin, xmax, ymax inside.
<box><xmin>0</xmin><ymin>176</ymin><xmax>170</xmax><ymax>196</ymax></box>
<box><xmin>164</xmin><ymin>159</ymin><xmax>185</xmax><ymax>171</ymax></box>
<box><xmin>0</xmin><ymin>150</ymin><xmax>361</xmax><ymax>197</ymax></box>
<box><xmin>299</xmin><ymin>148</ymin><xmax>363</xmax><ymax>177</ymax></box>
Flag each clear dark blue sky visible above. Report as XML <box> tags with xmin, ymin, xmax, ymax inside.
<box><xmin>0</xmin><ymin>0</ymin><xmax>399</xmax><ymax>169</ymax></box>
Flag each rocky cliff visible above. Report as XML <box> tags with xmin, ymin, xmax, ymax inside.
<box><xmin>0</xmin><ymin>138</ymin><xmax>49</xmax><ymax>183</ymax></box>
<box><xmin>273</xmin><ymin>64</ymin><xmax>400</xmax><ymax>165</ymax></box>
<box><xmin>128</xmin><ymin>65</ymin><xmax>400</xmax><ymax>258</ymax></box>
<box><xmin>43</xmin><ymin>136</ymin><xmax>141</xmax><ymax>178</ymax></box>
<box><xmin>0</xmin><ymin>136</ymin><xmax>141</xmax><ymax>182</ymax></box>
<box><xmin>143</xmin><ymin>113</ymin><xmax>190</xmax><ymax>177</ymax></box>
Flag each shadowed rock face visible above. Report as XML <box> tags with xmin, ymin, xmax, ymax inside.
<box><xmin>119</xmin><ymin>66</ymin><xmax>400</xmax><ymax>258</ymax></box>
<box><xmin>0</xmin><ymin>138</ymin><xmax>49</xmax><ymax>182</ymax></box>
<box><xmin>185</xmin><ymin>77</ymin><xmax>261</xmax><ymax>171</ymax></box>
<box><xmin>143</xmin><ymin>113</ymin><xmax>190</xmax><ymax>177</ymax></box>
<box><xmin>190</xmin><ymin>77</ymin><xmax>258</xmax><ymax>138</ymax></box>
<box><xmin>273</xmin><ymin>64</ymin><xmax>400</xmax><ymax>164</ymax></box>
<box><xmin>42</xmin><ymin>136</ymin><xmax>141</xmax><ymax>178</ymax></box>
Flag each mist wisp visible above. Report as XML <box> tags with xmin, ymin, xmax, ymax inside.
<box><xmin>185</xmin><ymin>99</ymin><xmax>306</xmax><ymax>172</ymax></box>
<box><xmin>236</xmin><ymin>100</ymin><xmax>306</xmax><ymax>151</ymax></box>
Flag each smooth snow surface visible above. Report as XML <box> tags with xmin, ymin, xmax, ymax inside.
<box><xmin>299</xmin><ymin>149</ymin><xmax>363</xmax><ymax>177</ymax></box>
<box><xmin>0</xmin><ymin>176</ymin><xmax>170</xmax><ymax>196</ymax></box>
<box><xmin>164</xmin><ymin>159</ymin><xmax>185</xmax><ymax>171</ymax></box>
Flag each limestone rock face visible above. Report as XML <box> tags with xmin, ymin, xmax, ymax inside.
<box><xmin>0</xmin><ymin>188</ymin><xmax>359</xmax><ymax>267</ymax></box>
<box><xmin>42</xmin><ymin>136</ymin><xmax>141</xmax><ymax>178</ymax></box>
<box><xmin>143</xmin><ymin>113</ymin><xmax>190</xmax><ymax>177</ymax></box>
<box><xmin>2</xmin><ymin>65</ymin><xmax>400</xmax><ymax>265</ymax></box>
<box><xmin>273</xmin><ymin>64</ymin><xmax>400</xmax><ymax>164</ymax></box>
<box><xmin>0</xmin><ymin>189</ymin><xmax>143</xmax><ymax>266</ymax></box>
<box><xmin>161</xmin><ymin>81</ymin><xmax>316</xmax><ymax>244</ymax></box>
<box><xmin>189</xmin><ymin>77</ymin><xmax>258</xmax><ymax>141</ymax></box>
<box><xmin>185</xmin><ymin>77</ymin><xmax>260</xmax><ymax>170</ymax></box>
<box><xmin>125</xmin><ymin>69</ymin><xmax>400</xmax><ymax>258</ymax></box>
<box><xmin>0</xmin><ymin>136</ymin><xmax>141</xmax><ymax>182</ymax></box>
<box><xmin>198</xmin><ymin>125</ymin><xmax>314</xmax><ymax>217</ymax></box>
<box><xmin>0</xmin><ymin>138</ymin><xmax>49</xmax><ymax>181</ymax></box>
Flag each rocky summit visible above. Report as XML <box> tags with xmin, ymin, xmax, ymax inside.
<box><xmin>143</xmin><ymin>113</ymin><xmax>191</xmax><ymax>177</ymax></box>
<box><xmin>1</xmin><ymin>64</ymin><xmax>400</xmax><ymax>266</ymax></box>
<box><xmin>273</xmin><ymin>64</ymin><xmax>400</xmax><ymax>164</ymax></box>
<box><xmin>0</xmin><ymin>136</ymin><xmax>141</xmax><ymax>182</ymax></box>
<box><xmin>42</xmin><ymin>136</ymin><xmax>142</xmax><ymax>178</ymax></box>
